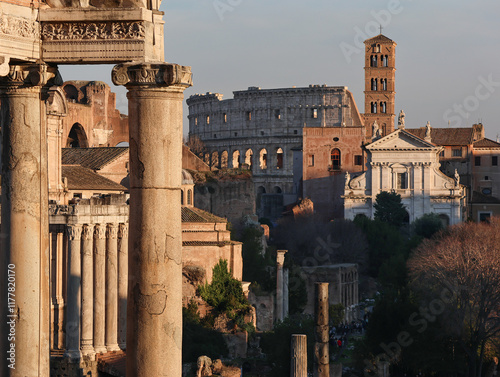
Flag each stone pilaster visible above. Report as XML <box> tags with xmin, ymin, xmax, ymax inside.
<box><xmin>105</xmin><ymin>223</ymin><xmax>120</xmax><ymax>352</ymax></box>
<box><xmin>276</xmin><ymin>250</ymin><xmax>287</xmax><ymax>322</ymax></box>
<box><xmin>0</xmin><ymin>63</ymin><xmax>61</xmax><ymax>377</ymax></box>
<box><xmin>314</xmin><ymin>282</ymin><xmax>329</xmax><ymax>377</ymax></box>
<box><xmin>291</xmin><ymin>334</ymin><xmax>308</xmax><ymax>377</ymax></box>
<box><xmin>112</xmin><ymin>62</ymin><xmax>192</xmax><ymax>377</ymax></box>
<box><xmin>65</xmin><ymin>225</ymin><xmax>83</xmax><ymax>360</ymax></box>
<box><xmin>81</xmin><ymin>224</ymin><xmax>95</xmax><ymax>359</ymax></box>
<box><xmin>93</xmin><ymin>224</ymin><xmax>107</xmax><ymax>354</ymax></box>
<box><xmin>117</xmin><ymin>223</ymin><xmax>128</xmax><ymax>350</ymax></box>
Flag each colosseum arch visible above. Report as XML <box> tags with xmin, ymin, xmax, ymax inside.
<box><xmin>66</xmin><ymin>123</ymin><xmax>89</xmax><ymax>148</ymax></box>
<box><xmin>259</xmin><ymin>148</ymin><xmax>267</xmax><ymax>170</ymax></box>
<box><xmin>273</xmin><ymin>186</ymin><xmax>282</xmax><ymax>194</ymax></box>
<box><xmin>220</xmin><ymin>150</ymin><xmax>228</xmax><ymax>168</ymax></box>
<box><xmin>245</xmin><ymin>149</ymin><xmax>253</xmax><ymax>169</ymax></box>
<box><xmin>232</xmin><ymin>150</ymin><xmax>240</xmax><ymax>169</ymax></box>
<box><xmin>276</xmin><ymin>147</ymin><xmax>284</xmax><ymax>169</ymax></box>
<box><xmin>211</xmin><ymin>151</ymin><xmax>219</xmax><ymax>168</ymax></box>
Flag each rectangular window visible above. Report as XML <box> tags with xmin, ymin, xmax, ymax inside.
<box><xmin>479</xmin><ymin>212</ymin><xmax>491</xmax><ymax>223</ymax></box>
<box><xmin>223</xmin><ymin>113</ymin><xmax>227</xmax><ymax>123</ymax></box>
<box><xmin>308</xmin><ymin>155</ymin><xmax>315</xmax><ymax>167</ymax></box>
<box><xmin>452</xmin><ymin>148</ymin><xmax>461</xmax><ymax>157</ymax></box>
<box><xmin>354</xmin><ymin>155</ymin><xmax>363</xmax><ymax>165</ymax></box>
<box><xmin>206</xmin><ymin>115</ymin><xmax>210</xmax><ymax>125</ymax></box>
<box><xmin>195</xmin><ymin>117</ymin><xmax>198</xmax><ymax>126</ymax></box>
<box><xmin>312</xmin><ymin>108</ymin><xmax>318</xmax><ymax>119</ymax></box>
<box><xmin>439</xmin><ymin>150</ymin><xmax>445</xmax><ymax>157</ymax></box>
<box><xmin>492</xmin><ymin>156</ymin><xmax>498</xmax><ymax>166</ymax></box>
<box><xmin>275</xmin><ymin>109</ymin><xmax>281</xmax><ymax>120</ymax></box>
<box><xmin>475</xmin><ymin>156</ymin><xmax>481</xmax><ymax>166</ymax></box>
<box><xmin>247</xmin><ymin>111</ymin><xmax>252</xmax><ymax>121</ymax></box>
<box><xmin>397</xmin><ymin>172</ymin><xmax>407</xmax><ymax>189</ymax></box>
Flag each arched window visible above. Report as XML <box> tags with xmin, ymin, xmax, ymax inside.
<box><xmin>382</xmin><ymin>55</ymin><xmax>389</xmax><ymax>67</ymax></box>
<box><xmin>381</xmin><ymin>79</ymin><xmax>387</xmax><ymax>91</ymax></box>
<box><xmin>370</xmin><ymin>55</ymin><xmax>377</xmax><ymax>67</ymax></box>
<box><xmin>371</xmin><ymin>102</ymin><xmax>377</xmax><ymax>114</ymax></box>
<box><xmin>245</xmin><ymin>149</ymin><xmax>253</xmax><ymax>169</ymax></box>
<box><xmin>220</xmin><ymin>150</ymin><xmax>228</xmax><ymax>168</ymax></box>
<box><xmin>232</xmin><ymin>150</ymin><xmax>240</xmax><ymax>169</ymax></box>
<box><xmin>187</xmin><ymin>189</ymin><xmax>192</xmax><ymax>205</ymax></box>
<box><xmin>331</xmin><ymin>148</ymin><xmax>341</xmax><ymax>170</ymax></box>
<box><xmin>371</xmin><ymin>78</ymin><xmax>378</xmax><ymax>91</ymax></box>
<box><xmin>380</xmin><ymin>102</ymin><xmax>387</xmax><ymax>113</ymax></box>
<box><xmin>273</xmin><ymin>186</ymin><xmax>282</xmax><ymax>194</ymax></box>
<box><xmin>259</xmin><ymin>148</ymin><xmax>267</xmax><ymax>170</ymax></box>
<box><xmin>276</xmin><ymin>148</ymin><xmax>283</xmax><ymax>169</ymax></box>
<box><xmin>67</xmin><ymin>123</ymin><xmax>89</xmax><ymax>148</ymax></box>
<box><xmin>211</xmin><ymin>151</ymin><xmax>219</xmax><ymax>168</ymax></box>
<box><xmin>181</xmin><ymin>190</ymin><xmax>184</xmax><ymax>205</ymax></box>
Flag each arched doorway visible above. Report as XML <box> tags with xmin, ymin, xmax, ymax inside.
<box><xmin>66</xmin><ymin>123</ymin><xmax>89</xmax><ymax>148</ymax></box>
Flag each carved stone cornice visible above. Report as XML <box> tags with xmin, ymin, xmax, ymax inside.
<box><xmin>0</xmin><ymin>13</ymin><xmax>39</xmax><ymax>39</ymax></box>
<box><xmin>0</xmin><ymin>64</ymin><xmax>62</xmax><ymax>88</ymax></box>
<box><xmin>106</xmin><ymin>223</ymin><xmax>118</xmax><ymax>239</ymax></box>
<box><xmin>41</xmin><ymin>21</ymin><xmax>145</xmax><ymax>41</ymax></box>
<box><xmin>118</xmin><ymin>223</ymin><xmax>128</xmax><ymax>239</ymax></box>
<box><xmin>111</xmin><ymin>62</ymin><xmax>192</xmax><ymax>88</ymax></box>
<box><xmin>67</xmin><ymin>224</ymin><xmax>82</xmax><ymax>241</ymax></box>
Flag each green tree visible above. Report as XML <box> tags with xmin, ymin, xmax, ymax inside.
<box><xmin>198</xmin><ymin>259</ymin><xmax>249</xmax><ymax>312</ymax></box>
<box><xmin>373</xmin><ymin>191</ymin><xmax>408</xmax><ymax>228</ymax></box>
<box><xmin>412</xmin><ymin>213</ymin><xmax>443</xmax><ymax>239</ymax></box>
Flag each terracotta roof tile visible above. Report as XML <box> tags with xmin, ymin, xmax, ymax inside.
<box><xmin>473</xmin><ymin>138</ymin><xmax>500</xmax><ymax>148</ymax></box>
<box><xmin>364</xmin><ymin>34</ymin><xmax>396</xmax><ymax>44</ymax></box>
<box><xmin>62</xmin><ymin>165</ymin><xmax>126</xmax><ymax>191</ymax></box>
<box><xmin>181</xmin><ymin>207</ymin><xmax>227</xmax><ymax>223</ymax></box>
<box><xmin>406</xmin><ymin>127</ymin><xmax>475</xmax><ymax>146</ymax></box>
<box><xmin>62</xmin><ymin>147</ymin><xmax>128</xmax><ymax>170</ymax></box>
<box><xmin>183</xmin><ymin>241</ymin><xmax>231</xmax><ymax>247</ymax></box>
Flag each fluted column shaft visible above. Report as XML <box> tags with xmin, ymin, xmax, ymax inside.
<box><xmin>65</xmin><ymin>225</ymin><xmax>82</xmax><ymax>360</ymax></box>
<box><xmin>81</xmin><ymin>224</ymin><xmax>95</xmax><ymax>358</ymax></box>
<box><xmin>117</xmin><ymin>223</ymin><xmax>128</xmax><ymax>349</ymax></box>
<box><xmin>0</xmin><ymin>63</ymin><xmax>60</xmax><ymax>377</ymax></box>
<box><xmin>112</xmin><ymin>62</ymin><xmax>192</xmax><ymax>377</ymax></box>
<box><xmin>291</xmin><ymin>334</ymin><xmax>307</xmax><ymax>377</ymax></box>
<box><xmin>276</xmin><ymin>250</ymin><xmax>287</xmax><ymax>322</ymax></box>
<box><xmin>106</xmin><ymin>223</ymin><xmax>120</xmax><ymax>351</ymax></box>
<box><xmin>93</xmin><ymin>224</ymin><xmax>106</xmax><ymax>354</ymax></box>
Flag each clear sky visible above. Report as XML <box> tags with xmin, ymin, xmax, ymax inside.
<box><xmin>59</xmin><ymin>0</ymin><xmax>500</xmax><ymax>140</ymax></box>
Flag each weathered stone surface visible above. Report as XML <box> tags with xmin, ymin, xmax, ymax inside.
<box><xmin>291</xmin><ymin>334</ymin><xmax>307</xmax><ymax>377</ymax></box>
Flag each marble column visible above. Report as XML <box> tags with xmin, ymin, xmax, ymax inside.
<box><xmin>117</xmin><ymin>223</ymin><xmax>128</xmax><ymax>350</ymax></box>
<box><xmin>0</xmin><ymin>63</ymin><xmax>60</xmax><ymax>377</ymax></box>
<box><xmin>291</xmin><ymin>334</ymin><xmax>308</xmax><ymax>377</ymax></box>
<box><xmin>106</xmin><ymin>223</ymin><xmax>120</xmax><ymax>352</ymax></box>
<box><xmin>314</xmin><ymin>283</ymin><xmax>329</xmax><ymax>377</ymax></box>
<box><xmin>81</xmin><ymin>224</ymin><xmax>95</xmax><ymax>359</ymax></box>
<box><xmin>65</xmin><ymin>225</ymin><xmax>83</xmax><ymax>360</ymax></box>
<box><xmin>276</xmin><ymin>250</ymin><xmax>287</xmax><ymax>322</ymax></box>
<box><xmin>93</xmin><ymin>224</ymin><xmax>107</xmax><ymax>354</ymax></box>
<box><xmin>283</xmin><ymin>268</ymin><xmax>289</xmax><ymax>319</ymax></box>
<box><xmin>112</xmin><ymin>62</ymin><xmax>192</xmax><ymax>376</ymax></box>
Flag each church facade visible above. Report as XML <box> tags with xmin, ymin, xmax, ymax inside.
<box><xmin>343</xmin><ymin>129</ymin><xmax>466</xmax><ymax>225</ymax></box>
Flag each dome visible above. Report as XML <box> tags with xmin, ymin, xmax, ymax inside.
<box><xmin>182</xmin><ymin>169</ymin><xmax>194</xmax><ymax>185</ymax></box>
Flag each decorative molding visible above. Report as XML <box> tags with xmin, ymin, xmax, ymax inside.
<box><xmin>94</xmin><ymin>223</ymin><xmax>106</xmax><ymax>239</ymax></box>
<box><xmin>106</xmin><ymin>223</ymin><xmax>118</xmax><ymax>239</ymax></box>
<box><xmin>0</xmin><ymin>64</ymin><xmax>62</xmax><ymax>88</ymax></box>
<box><xmin>82</xmin><ymin>224</ymin><xmax>94</xmax><ymax>240</ymax></box>
<box><xmin>41</xmin><ymin>21</ymin><xmax>145</xmax><ymax>41</ymax></box>
<box><xmin>49</xmin><ymin>204</ymin><xmax>78</xmax><ymax>215</ymax></box>
<box><xmin>67</xmin><ymin>224</ymin><xmax>83</xmax><ymax>241</ymax></box>
<box><xmin>112</xmin><ymin>62</ymin><xmax>192</xmax><ymax>88</ymax></box>
<box><xmin>0</xmin><ymin>13</ymin><xmax>39</xmax><ymax>39</ymax></box>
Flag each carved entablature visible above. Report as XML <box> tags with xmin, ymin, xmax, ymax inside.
<box><xmin>39</xmin><ymin>8</ymin><xmax>164</xmax><ymax>63</ymax></box>
<box><xmin>0</xmin><ymin>12</ymin><xmax>39</xmax><ymax>39</ymax></box>
<box><xmin>112</xmin><ymin>62</ymin><xmax>193</xmax><ymax>88</ymax></box>
<box><xmin>0</xmin><ymin>10</ymin><xmax>41</xmax><ymax>62</ymax></box>
<box><xmin>49</xmin><ymin>204</ymin><xmax>78</xmax><ymax>216</ymax></box>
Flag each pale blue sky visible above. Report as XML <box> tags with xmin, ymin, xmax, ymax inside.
<box><xmin>60</xmin><ymin>0</ymin><xmax>500</xmax><ymax>139</ymax></box>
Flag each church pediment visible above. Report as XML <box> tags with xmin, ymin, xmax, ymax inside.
<box><xmin>366</xmin><ymin>129</ymin><xmax>439</xmax><ymax>151</ymax></box>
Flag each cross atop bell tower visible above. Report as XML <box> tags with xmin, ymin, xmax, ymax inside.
<box><xmin>363</xmin><ymin>34</ymin><xmax>397</xmax><ymax>139</ymax></box>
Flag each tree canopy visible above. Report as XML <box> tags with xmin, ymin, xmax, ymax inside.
<box><xmin>373</xmin><ymin>191</ymin><xmax>408</xmax><ymax>228</ymax></box>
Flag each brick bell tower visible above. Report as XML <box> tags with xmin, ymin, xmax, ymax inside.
<box><xmin>363</xmin><ymin>34</ymin><xmax>397</xmax><ymax>138</ymax></box>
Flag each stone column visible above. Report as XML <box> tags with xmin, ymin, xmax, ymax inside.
<box><xmin>93</xmin><ymin>224</ymin><xmax>107</xmax><ymax>354</ymax></box>
<box><xmin>112</xmin><ymin>62</ymin><xmax>192</xmax><ymax>377</ymax></box>
<box><xmin>276</xmin><ymin>250</ymin><xmax>287</xmax><ymax>322</ymax></box>
<box><xmin>0</xmin><ymin>63</ymin><xmax>60</xmax><ymax>377</ymax></box>
<box><xmin>283</xmin><ymin>268</ymin><xmax>289</xmax><ymax>319</ymax></box>
<box><xmin>81</xmin><ymin>224</ymin><xmax>95</xmax><ymax>359</ymax></box>
<box><xmin>117</xmin><ymin>223</ymin><xmax>128</xmax><ymax>350</ymax></box>
<box><xmin>314</xmin><ymin>283</ymin><xmax>329</xmax><ymax>377</ymax></box>
<box><xmin>65</xmin><ymin>224</ymin><xmax>83</xmax><ymax>360</ymax></box>
<box><xmin>291</xmin><ymin>334</ymin><xmax>307</xmax><ymax>377</ymax></box>
<box><xmin>106</xmin><ymin>223</ymin><xmax>120</xmax><ymax>352</ymax></box>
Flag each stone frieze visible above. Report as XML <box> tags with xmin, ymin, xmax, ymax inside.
<box><xmin>0</xmin><ymin>12</ymin><xmax>39</xmax><ymax>39</ymax></box>
<box><xmin>41</xmin><ymin>21</ymin><xmax>145</xmax><ymax>40</ymax></box>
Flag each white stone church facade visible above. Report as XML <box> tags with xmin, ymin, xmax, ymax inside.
<box><xmin>343</xmin><ymin>129</ymin><xmax>466</xmax><ymax>225</ymax></box>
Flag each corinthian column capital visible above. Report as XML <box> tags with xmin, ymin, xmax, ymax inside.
<box><xmin>111</xmin><ymin>62</ymin><xmax>192</xmax><ymax>89</ymax></box>
<box><xmin>118</xmin><ymin>223</ymin><xmax>129</xmax><ymax>239</ymax></box>
<box><xmin>67</xmin><ymin>224</ymin><xmax>83</xmax><ymax>241</ymax></box>
<box><xmin>0</xmin><ymin>63</ymin><xmax>63</xmax><ymax>89</ymax></box>
<box><xmin>106</xmin><ymin>223</ymin><xmax>118</xmax><ymax>239</ymax></box>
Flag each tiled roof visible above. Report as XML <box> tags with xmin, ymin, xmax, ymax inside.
<box><xmin>62</xmin><ymin>147</ymin><xmax>128</xmax><ymax>170</ymax></box>
<box><xmin>472</xmin><ymin>191</ymin><xmax>500</xmax><ymax>204</ymax></box>
<box><xmin>182</xmin><ymin>241</ymin><xmax>231</xmax><ymax>247</ymax></box>
<box><xmin>364</xmin><ymin>34</ymin><xmax>396</xmax><ymax>44</ymax></box>
<box><xmin>181</xmin><ymin>206</ymin><xmax>227</xmax><ymax>223</ymax></box>
<box><xmin>406</xmin><ymin>127</ymin><xmax>475</xmax><ymax>146</ymax></box>
<box><xmin>473</xmin><ymin>138</ymin><xmax>500</xmax><ymax>148</ymax></box>
<box><xmin>62</xmin><ymin>165</ymin><xmax>126</xmax><ymax>191</ymax></box>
